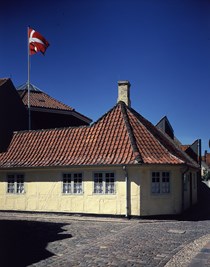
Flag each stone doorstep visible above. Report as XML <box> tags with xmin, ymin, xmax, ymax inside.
<box><xmin>167</xmin><ymin>229</ymin><xmax>186</xmax><ymax>234</ymax></box>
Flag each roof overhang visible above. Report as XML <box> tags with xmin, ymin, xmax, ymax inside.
<box><xmin>29</xmin><ymin>107</ymin><xmax>92</xmax><ymax>124</ymax></box>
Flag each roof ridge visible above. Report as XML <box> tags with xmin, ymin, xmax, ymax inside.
<box><xmin>119</xmin><ymin>102</ymin><xmax>143</xmax><ymax>164</ymax></box>
<box><xmin>17</xmin><ymin>82</ymin><xmax>43</xmax><ymax>92</ymax></box>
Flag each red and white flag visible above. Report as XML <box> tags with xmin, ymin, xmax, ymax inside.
<box><xmin>28</xmin><ymin>28</ymin><xmax>50</xmax><ymax>55</ymax></box>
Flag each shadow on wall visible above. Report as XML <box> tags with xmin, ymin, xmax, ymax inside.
<box><xmin>0</xmin><ymin>219</ymin><xmax>72</xmax><ymax>267</ymax></box>
<box><xmin>142</xmin><ymin>182</ymin><xmax>210</xmax><ymax>221</ymax></box>
<box><xmin>180</xmin><ymin>181</ymin><xmax>210</xmax><ymax>221</ymax></box>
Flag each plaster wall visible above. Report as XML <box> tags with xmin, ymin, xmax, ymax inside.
<box><xmin>0</xmin><ymin>167</ymin><xmax>140</xmax><ymax>216</ymax></box>
<box><xmin>0</xmin><ymin>165</ymin><xmax>198</xmax><ymax>216</ymax></box>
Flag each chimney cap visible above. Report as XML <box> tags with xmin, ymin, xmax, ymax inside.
<box><xmin>118</xmin><ymin>80</ymin><xmax>131</xmax><ymax>86</ymax></box>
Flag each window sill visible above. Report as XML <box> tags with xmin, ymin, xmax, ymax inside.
<box><xmin>93</xmin><ymin>193</ymin><xmax>116</xmax><ymax>195</ymax></box>
<box><xmin>62</xmin><ymin>193</ymin><xmax>83</xmax><ymax>195</ymax></box>
<box><xmin>6</xmin><ymin>193</ymin><xmax>25</xmax><ymax>195</ymax></box>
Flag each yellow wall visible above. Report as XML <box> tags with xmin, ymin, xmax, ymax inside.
<box><xmin>139</xmin><ymin>166</ymin><xmax>183</xmax><ymax>216</ymax></box>
<box><xmin>0</xmin><ymin>165</ymin><xmax>198</xmax><ymax>216</ymax></box>
<box><xmin>0</xmin><ymin>167</ymin><xmax>138</xmax><ymax>216</ymax></box>
<box><xmin>139</xmin><ymin>167</ymin><xmax>198</xmax><ymax>216</ymax></box>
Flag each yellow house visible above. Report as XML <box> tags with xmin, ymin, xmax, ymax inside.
<box><xmin>0</xmin><ymin>81</ymin><xmax>199</xmax><ymax>217</ymax></box>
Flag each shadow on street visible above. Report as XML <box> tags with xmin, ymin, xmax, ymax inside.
<box><xmin>0</xmin><ymin>183</ymin><xmax>210</xmax><ymax>266</ymax></box>
<box><xmin>0</xmin><ymin>219</ymin><xmax>72</xmax><ymax>267</ymax></box>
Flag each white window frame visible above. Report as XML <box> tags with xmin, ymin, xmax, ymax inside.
<box><xmin>7</xmin><ymin>174</ymin><xmax>25</xmax><ymax>194</ymax></box>
<box><xmin>93</xmin><ymin>172</ymin><xmax>115</xmax><ymax>194</ymax></box>
<box><xmin>151</xmin><ymin>171</ymin><xmax>170</xmax><ymax>194</ymax></box>
<box><xmin>62</xmin><ymin>173</ymin><xmax>83</xmax><ymax>194</ymax></box>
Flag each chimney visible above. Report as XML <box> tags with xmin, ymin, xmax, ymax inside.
<box><xmin>117</xmin><ymin>80</ymin><xmax>131</xmax><ymax>107</ymax></box>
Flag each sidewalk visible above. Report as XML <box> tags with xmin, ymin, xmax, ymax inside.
<box><xmin>188</xmin><ymin>240</ymin><xmax>210</xmax><ymax>267</ymax></box>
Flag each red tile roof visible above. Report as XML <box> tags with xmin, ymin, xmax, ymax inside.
<box><xmin>0</xmin><ymin>102</ymin><xmax>199</xmax><ymax>169</ymax></box>
<box><xmin>17</xmin><ymin>85</ymin><xmax>92</xmax><ymax>124</ymax></box>
<box><xmin>18</xmin><ymin>90</ymin><xmax>74</xmax><ymax>111</ymax></box>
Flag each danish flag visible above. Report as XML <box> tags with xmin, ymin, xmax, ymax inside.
<box><xmin>28</xmin><ymin>28</ymin><xmax>50</xmax><ymax>55</ymax></box>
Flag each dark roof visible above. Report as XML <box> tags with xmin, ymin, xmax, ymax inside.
<box><xmin>0</xmin><ymin>78</ymin><xmax>9</xmax><ymax>86</ymax></box>
<box><xmin>17</xmin><ymin>83</ymin><xmax>92</xmax><ymax>123</ymax></box>
<box><xmin>0</xmin><ymin>102</ymin><xmax>199</xmax><ymax>169</ymax></box>
<box><xmin>156</xmin><ymin>116</ymin><xmax>174</xmax><ymax>140</ymax></box>
<box><xmin>181</xmin><ymin>140</ymin><xmax>200</xmax><ymax>163</ymax></box>
<box><xmin>17</xmin><ymin>88</ymin><xmax>74</xmax><ymax>111</ymax></box>
<box><xmin>17</xmin><ymin>83</ymin><xmax>43</xmax><ymax>92</ymax></box>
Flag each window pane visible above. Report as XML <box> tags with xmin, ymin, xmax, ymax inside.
<box><xmin>74</xmin><ymin>174</ymin><xmax>83</xmax><ymax>194</ymax></box>
<box><xmin>161</xmin><ymin>172</ymin><xmax>170</xmax><ymax>193</ymax></box>
<box><xmin>16</xmin><ymin>178</ymin><xmax>24</xmax><ymax>194</ymax></box>
<box><xmin>105</xmin><ymin>173</ymin><xmax>115</xmax><ymax>194</ymax></box>
<box><xmin>63</xmin><ymin>175</ymin><xmax>71</xmax><ymax>194</ymax></box>
<box><xmin>94</xmin><ymin>173</ymin><xmax>103</xmax><ymax>193</ymax></box>
<box><xmin>7</xmin><ymin>178</ymin><xmax>15</xmax><ymax>193</ymax></box>
<box><xmin>151</xmin><ymin>172</ymin><xmax>160</xmax><ymax>193</ymax></box>
<box><xmin>151</xmin><ymin>182</ymin><xmax>160</xmax><ymax>193</ymax></box>
<box><xmin>63</xmin><ymin>173</ymin><xmax>71</xmax><ymax>179</ymax></box>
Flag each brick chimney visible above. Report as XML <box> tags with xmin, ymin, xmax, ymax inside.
<box><xmin>117</xmin><ymin>80</ymin><xmax>131</xmax><ymax>107</ymax></box>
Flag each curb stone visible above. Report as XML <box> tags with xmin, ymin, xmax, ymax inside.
<box><xmin>164</xmin><ymin>234</ymin><xmax>210</xmax><ymax>267</ymax></box>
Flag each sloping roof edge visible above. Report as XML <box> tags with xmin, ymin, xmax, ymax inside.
<box><xmin>119</xmin><ymin>102</ymin><xmax>143</xmax><ymax>163</ymax></box>
<box><xmin>127</xmin><ymin>106</ymin><xmax>200</xmax><ymax>169</ymax></box>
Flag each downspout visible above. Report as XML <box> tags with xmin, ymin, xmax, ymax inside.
<box><xmin>181</xmin><ymin>165</ymin><xmax>189</xmax><ymax>213</ymax></box>
<box><xmin>197</xmin><ymin>139</ymin><xmax>202</xmax><ymax>201</ymax></box>
<box><xmin>123</xmin><ymin>165</ymin><xmax>129</xmax><ymax>218</ymax></box>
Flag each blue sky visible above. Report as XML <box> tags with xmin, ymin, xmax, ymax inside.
<box><xmin>1</xmin><ymin>0</ymin><xmax>210</xmax><ymax>153</ymax></box>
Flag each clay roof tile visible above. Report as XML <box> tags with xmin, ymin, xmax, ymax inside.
<box><xmin>0</xmin><ymin>102</ymin><xmax>199</xmax><ymax>169</ymax></box>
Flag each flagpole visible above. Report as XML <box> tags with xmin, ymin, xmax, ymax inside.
<box><xmin>27</xmin><ymin>26</ymin><xmax>31</xmax><ymax>130</ymax></box>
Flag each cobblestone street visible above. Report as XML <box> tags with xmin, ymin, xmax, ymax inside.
<box><xmin>1</xmin><ymin>211</ymin><xmax>210</xmax><ymax>267</ymax></box>
<box><xmin>1</xmin><ymin>180</ymin><xmax>210</xmax><ymax>267</ymax></box>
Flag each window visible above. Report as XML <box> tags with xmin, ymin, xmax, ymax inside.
<box><xmin>7</xmin><ymin>176</ymin><xmax>15</xmax><ymax>194</ymax></box>
<box><xmin>105</xmin><ymin>173</ymin><xmax>115</xmax><ymax>194</ymax></box>
<box><xmin>162</xmin><ymin>172</ymin><xmax>170</xmax><ymax>193</ymax></box>
<box><xmin>94</xmin><ymin>173</ymin><xmax>103</xmax><ymax>194</ymax></box>
<box><xmin>63</xmin><ymin>173</ymin><xmax>71</xmax><ymax>194</ymax></box>
<box><xmin>62</xmin><ymin>173</ymin><xmax>83</xmax><ymax>194</ymax></box>
<box><xmin>94</xmin><ymin>172</ymin><xmax>115</xmax><ymax>194</ymax></box>
<box><xmin>151</xmin><ymin>172</ymin><xmax>160</xmax><ymax>193</ymax></box>
<box><xmin>7</xmin><ymin>174</ymin><xmax>25</xmax><ymax>194</ymax></box>
<box><xmin>151</xmin><ymin>172</ymin><xmax>170</xmax><ymax>194</ymax></box>
<box><xmin>73</xmin><ymin>173</ymin><xmax>83</xmax><ymax>194</ymax></box>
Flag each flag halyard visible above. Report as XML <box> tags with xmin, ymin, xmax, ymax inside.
<box><xmin>28</xmin><ymin>28</ymin><xmax>50</xmax><ymax>55</ymax></box>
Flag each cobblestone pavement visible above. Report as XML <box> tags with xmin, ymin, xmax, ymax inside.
<box><xmin>1</xmin><ymin>212</ymin><xmax>210</xmax><ymax>267</ymax></box>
